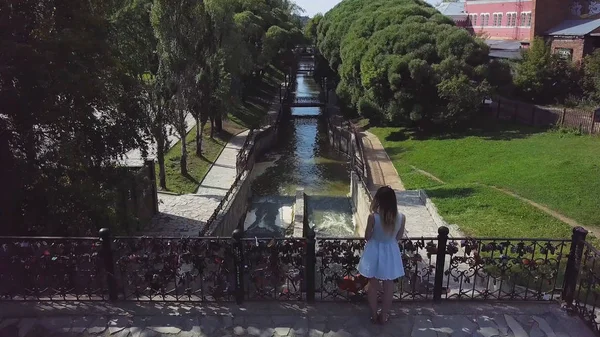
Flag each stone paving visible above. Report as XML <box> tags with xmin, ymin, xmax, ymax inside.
<box><xmin>121</xmin><ymin>113</ymin><xmax>197</xmax><ymax>167</ymax></box>
<box><xmin>0</xmin><ymin>301</ymin><xmax>594</xmax><ymax>337</ymax></box>
<box><xmin>356</xmin><ymin>130</ymin><xmax>455</xmax><ymax>238</ymax></box>
<box><xmin>360</xmin><ymin>131</ymin><xmax>405</xmax><ymax>193</ymax></box>
<box><xmin>141</xmin><ymin>131</ymin><xmax>249</xmax><ymax>236</ymax></box>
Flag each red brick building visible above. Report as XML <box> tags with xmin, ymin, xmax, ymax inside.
<box><xmin>436</xmin><ymin>0</ymin><xmax>600</xmax><ymax>63</ymax></box>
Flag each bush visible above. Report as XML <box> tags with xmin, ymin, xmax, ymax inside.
<box><xmin>514</xmin><ymin>37</ymin><xmax>581</xmax><ymax>104</ymax></box>
<box><xmin>582</xmin><ymin>49</ymin><xmax>600</xmax><ymax>103</ymax></box>
<box><xmin>315</xmin><ymin>0</ymin><xmax>491</xmax><ymax>128</ymax></box>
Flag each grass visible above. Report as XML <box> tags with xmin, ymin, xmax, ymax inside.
<box><xmin>367</xmin><ymin>119</ymin><xmax>600</xmax><ymax>239</ymax></box>
<box><xmin>158</xmin><ymin>65</ymin><xmax>285</xmax><ymax>194</ymax></box>
<box><xmin>158</xmin><ymin>124</ymin><xmax>231</xmax><ymax>194</ymax></box>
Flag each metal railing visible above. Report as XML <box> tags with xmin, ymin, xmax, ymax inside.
<box><xmin>203</xmin><ymin>83</ymin><xmax>291</xmax><ymax>236</ymax></box>
<box><xmin>1</xmin><ymin>226</ymin><xmax>591</xmax><ymax>307</ymax></box>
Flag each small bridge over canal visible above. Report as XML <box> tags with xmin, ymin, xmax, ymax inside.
<box><xmin>289</xmin><ymin>95</ymin><xmax>326</xmax><ymax>108</ymax></box>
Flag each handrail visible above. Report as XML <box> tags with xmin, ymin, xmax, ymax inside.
<box><xmin>200</xmin><ymin>99</ymin><xmax>286</xmax><ymax>236</ymax></box>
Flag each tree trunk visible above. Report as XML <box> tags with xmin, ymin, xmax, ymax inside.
<box><xmin>210</xmin><ymin>116</ymin><xmax>215</xmax><ymax>139</ymax></box>
<box><xmin>198</xmin><ymin>121</ymin><xmax>205</xmax><ymax>154</ymax></box>
<box><xmin>215</xmin><ymin>115</ymin><xmax>223</xmax><ymax>133</ymax></box>
<box><xmin>195</xmin><ymin>115</ymin><xmax>201</xmax><ymax>156</ymax></box>
<box><xmin>178</xmin><ymin>114</ymin><xmax>188</xmax><ymax>176</ymax></box>
<box><xmin>156</xmin><ymin>126</ymin><xmax>167</xmax><ymax>190</ymax></box>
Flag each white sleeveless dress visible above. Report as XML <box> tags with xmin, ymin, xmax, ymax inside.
<box><xmin>357</xmin><ymin>213</ymin><xmax>405</xmax><ymax>280</ymax></box>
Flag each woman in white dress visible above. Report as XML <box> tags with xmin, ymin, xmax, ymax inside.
<box><xmin>357</xmin><ymin>186</ymin><xmax>405</xmax><ymax>324</ymax></box>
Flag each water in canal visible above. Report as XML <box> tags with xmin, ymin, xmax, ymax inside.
<box><xmin>243</xmin><ymin>60</ymin><xmax>354</xmax><ymax>237</ymax></box>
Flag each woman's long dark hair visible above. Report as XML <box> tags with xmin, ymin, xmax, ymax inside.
<box><xmin>370</xmin><ymin>186</ymin><xmax>398</xmax><ymax>233</ymax></box>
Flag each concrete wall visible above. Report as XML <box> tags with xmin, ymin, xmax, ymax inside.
<box><xmin>350</xmin><ymin>171</ymin><xmax>372</xmax><ymax>237</ymax></box>
<box><xmin>292</xmin><ymin>188</ymin><xmax>304</xmax><ymax>237</ymax></box>
<box><xmin>206</xmin><ymin>125</ymin><xmax>279</xmax><ymax>236</ymax></box>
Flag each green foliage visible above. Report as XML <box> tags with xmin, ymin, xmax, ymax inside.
<box><xmin>582</xmin><ymin>49</ymin><xmax>600</xmax><ymax>103</ymax></box>
<box><xmin>514</xmin><ymin>37</ymin><xmax>581</xmax><ymax>104</ymax></box>
<box><xmin>315</xmin><ymin>0</ymin><xmax>491</xmax><ymax>128</ymax></box>
<box><xmin>304</xmin><ymin>14</ymin><xmax>323</xmax><ymax>44</ymax></box>
<box><xmin>0</xmin><ymin>0</ymin><xmax>300</xmax><ymax>235</ymax></box>
<box><xmin>0</xmin><ymin>0</ymin><xmax>149</xmax><ymax>235</ymax></box>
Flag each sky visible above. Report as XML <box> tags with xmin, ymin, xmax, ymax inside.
<box><xmin>294</xmin><ymin>0</ymin><xmax>441</xmax><ymax>17</ymax></box>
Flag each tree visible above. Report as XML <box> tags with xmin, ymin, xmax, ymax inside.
<box><xmin>314</xmin><ymin>0</ymin><xmax>490</xmax><ymax>128</ymax></box>
<box><xmin>151</xmin><ymin>0</ymin><xmax>212</xmax><ymax>175</ymax></box>
<box><xmin>111</xmin><ymin>0</ymin><xmax>171</xmax><ymax>190</ymax></box>
<box><xmin>304</xmin><ymin>14</ymin><xmax>323</xmax><ymax>45</ymax></box>
<box><xmin>514</xmin><ymin>37</ymin><xmax>580</xmax><ymax>104</ymax></box>
<box><xmin>0</xmin><ymin>0</ymin><xmax>148</xmax><ymax>234</ymax></box>
<box><xmin>582</xmin><ymin>49</ymin><xmax>600</xmax><ymax>103</ymax></box>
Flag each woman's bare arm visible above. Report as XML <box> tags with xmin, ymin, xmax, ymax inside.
<box><xmin>364</xmin><ymin>214</ymin><xmax>374</xmax><ymax>241</ymax></box>
<box><xmin>395</xmin><ymin>214</ymin><xmax>406</xmax><ymax>241</ymax></box>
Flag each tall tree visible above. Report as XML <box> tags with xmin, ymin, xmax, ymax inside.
<box><xmin>0</xmin><ymin>0</ymin><xmax>147</xmax><ymax>234</ymax></box>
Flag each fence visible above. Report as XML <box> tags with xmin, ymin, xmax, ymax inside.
<box><xmin>483</xmin><ymin>96</ymin><xmax>600</xmax><ymax>134</ymax></box>
<box><xmin>1</xmin><ymin>227</ymin><xmax>596</xmax><ymax>308</ymax></box>
<box><xmin>326</xmin><ymin>115</ymin><xmax>368</xmax><ymax>182</ymax></box>
<box><xmin>203</xmin><ymin>82</ymin><xmax>291</xmax><ymax>236</ymax></box>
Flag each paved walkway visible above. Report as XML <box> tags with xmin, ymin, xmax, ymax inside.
<box><xmin>0</xmin><ymin>302</ymin><xmax>594</xmax><ymax>337</ymax></box>
<box><xmin>142</xmin><ymin>131</ymin><xmax>249</xmax><ymax>236</ymax></box>
<box><xmin>357</xmin><ymin>130</ymin><xmax>452</xmax><ymax>237</ymax></box>
<box><xmin>359</xmin><ymin>131</ymin><xmax>405</xmax><ymax>192</ymax></box>
<box><xmin>121</xmin><ymin>113</ymin><xmax>197</xmax><ymax>167</ymax></box>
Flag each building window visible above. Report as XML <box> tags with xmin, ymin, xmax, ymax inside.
<box><xmin>506</xmin><ymin>12</ymin><xmax>517</xmax><ymax>27</ymax></box>
<box><xmin>469</xmin><ymin>14</ymin><xmax>478</xmax><ymax>25</ymax></box>
<box><xmin>520</xmin><ymin>12</ymin><xmax>532</xmax><ymax>27</ymax></box>
<box><xmin>481</xmin><ymin>13</ymin><xmax>490</xmax><ymax>26</ymax></box>
<box><xmin>555</xmin><ymin>48</ymin><xmax>573</xmax><ymax>61</ymax></box>
<box><xmin>493</xmin><ymin>13</ymin><xmax>504</xmax><ymax>26</ymax></box>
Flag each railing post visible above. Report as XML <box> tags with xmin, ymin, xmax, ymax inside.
<box><xmin>563</xmin><ymin>226</ymin><xmax>588</xmax><ymax>309</ymax></box>
<box><xmin>99</xmin><ymin>228</ymin><xmax>118</xmax><ymax>301</ymax></box>
<box><xmin>306</xmin><ymin>227</ymin><xmax>316</xmax><ymax>303</ymax></box>
<box><xmin>433</xmin><ymin>226</ymin><xmax>449</xmax><ymax>302</ymax></box>
<box><xmin>232</xmin><ymin>229</ymin><xmax>245</xmax><ymax>304</ymax></box>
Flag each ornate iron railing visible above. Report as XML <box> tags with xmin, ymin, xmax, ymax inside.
<box><xmin>565</xmin><ymin>228</ymin><xmax>600</xmax><ymax>333</ymax></box>
<box><xmin>0</xmin><ymin>237</ymin><xmax>106</xmax><ymax>301</ymax></box>
<box><xmin>0</xmin><ymin>226</ymin><xmax>593</xmax><ymax>314</ymax></box>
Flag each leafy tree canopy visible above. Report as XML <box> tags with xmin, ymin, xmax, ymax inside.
<box><xmin>315</xmin><ymin>0</ymin><xmax>492</xmax><ymax>127</ymax></box>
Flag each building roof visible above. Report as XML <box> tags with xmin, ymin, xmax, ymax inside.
<box><xmin>489</xmin><ymin>49</ymin><xmax>522</xmax><ymax>60</ymax></box>
<box><xmin>484</xmin><ymin>39</ymin><xmax>523</xmax><ymax>60</ymax></box>
<box><xmin>435</xmin><ymin>1</ymin><xmax>467</xmax><ymax>19</ymax></box>
<box><xmin>485</xmin><ymin>39</ymin><xmax>522</xmax><ymax>50</ymax></box>
<box><xmin>545</xmin><ymin>18</ymin><xmax>600</xmax><ymax>36</ymax></box>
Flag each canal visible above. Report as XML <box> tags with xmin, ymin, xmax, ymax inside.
<box><xmin>243</xmin><ymin>58</ymin><xmax>354</xmax><ymax>237</ymax></box>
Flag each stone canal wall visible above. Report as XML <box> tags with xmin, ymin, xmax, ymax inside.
<box><xmin>350</xmin><ymin>170</ymin><xmax>372</xmax><ymax>236</ymax></box>
<box><xmin>208</xmin><ymin>123</ymin><xmax>279</xmax><ymax>237</ymax></box>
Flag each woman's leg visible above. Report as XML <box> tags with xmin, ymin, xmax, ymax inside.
<box><xmin>380</xmin><ymin>280</ymin><xmax>395</xmax><ymax>322</ymax></box>
<box><xmin>367</xmin><ymin>278</ymin><xmax>380</xmax><ymax>318</ymax></box>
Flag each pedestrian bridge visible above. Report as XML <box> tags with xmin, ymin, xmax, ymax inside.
<box><xmin>288</xmin><ymin>96</ymin><xmax>325</xmax><ymax>108</ymax></box>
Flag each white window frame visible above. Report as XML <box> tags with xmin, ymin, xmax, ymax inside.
<box><xmin>519</xmin><ymin>11</ymin><xmax>532</xmax><ymax>27</ymax></box>
<box><xmin>469</xmin><ymin>13</ymin><xmax>478</xmax><ymax>25</ymax></box>
<box><xmin>506</xmin><ymin>12</ymin><xmax>517</xmax><ymax>27</ymax></box>
<box><xmin>480</xmin><ymin>13</ymin><xmax>490</xmax><ymax>27</ymax></box>
<box><xmin>492</xmin><ymin>12</ymin><xmax>504</xmax><ymax>27</ymax></box>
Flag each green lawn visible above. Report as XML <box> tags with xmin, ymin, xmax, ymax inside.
<box><xmin>159</xmin><ymin>124</ymin><xmax>230</xmax><ymax>194</ymax></box>
<box><xmin>158</xmin><ymin>66</ymin><xmax>284</xmax><ymax>194</ymax></box>
<box><xmin>369</xmin><ymin>121</ymin><xmax>600</xmax><ymax>239</ymax></box>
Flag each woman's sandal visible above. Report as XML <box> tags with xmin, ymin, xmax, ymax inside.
<box><xmin>378</xmin><ymin>313</ymin><xmax>390</xmax><ymax>325</ymax></box>
<box><xmin>370</xmin><ymin>312</ymin><xmax>380</xmax><ymax>324</ymax></box>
